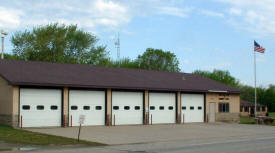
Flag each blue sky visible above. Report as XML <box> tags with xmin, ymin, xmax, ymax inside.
<box><xmin>0</xmin><ymin>0</ymin><xmax>274</xmax><ymax>87</ymax></box>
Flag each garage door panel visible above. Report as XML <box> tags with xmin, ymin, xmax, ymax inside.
<box><xmin>181</xmin><ymin>94</ymin><xmax>204</xmax><ymax>123</ymax></box>
<box><xmin>112</xmin><ymin>91</ymin><xmax>143</xmax><ymax>125</ymax></box>
<box><xmin>69</xmin><ymin>90</ymin><xmax>105</xmax><ymax>126</ymax></box>
<box><xmin>149</xmin><ymin>93</ymin><xmax>176</xmax><ymax>124</ymax></box>
<box><xmin>20</xmin><ymin>88</ymin><xmax>62</xmax><ymax>127</ymax></box>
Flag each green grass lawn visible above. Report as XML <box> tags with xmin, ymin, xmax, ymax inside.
<box><xmin>268</xmin><ymin>112</ymin><xmax>275</xmax><ymax>118</ymax></box>
<box><xmin>240</xmin><ymin>116</ymin><xmax>275</xmax><ymax>126</ymax></box>
<box><xmin>0</xmin><ymin>125</ymin><xmax>105</xmax><ymax>146</ymax></box>
<box><xmin>269</xmin><ymin>112</ymin><xmax>275</xmax><ymax>126</ymax></box>
<box><xmin>240</xmin><ymin>116</ymin><xmax>255</xmax><ymax>124</ymax></box>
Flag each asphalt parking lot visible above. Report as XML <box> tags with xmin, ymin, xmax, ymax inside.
<box><xmin>28</xmin><ymin>123</ymin><xmax>275</xmax><ymax>145</ymax></box>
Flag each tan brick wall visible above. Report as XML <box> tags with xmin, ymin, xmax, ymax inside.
<box><xmin>144</xmin><ymin>90</ymin><xmax>149</xmax><ymax>125</ymax></box>
<box><xmin>0</xmin><ymin>77</ymin><xmax>13</xmax><ymax>115</ymax></box>
<box><xmin>12</xmin><ymin>87</ymin><xmax>19</xmax><ymax>127</ymax></box>
<box><xmin>0</xmin><ymin>77</ymin><xmax>19</xmax><ymax>127</ymax></box>
<box><xmin>206</xmin><ymin>93</ymin><xmax>240</xmax><ymax>122</ymax></box>
<box><xmin>63</xmin><ymin>88</ymin><xmax>69</xmax><ymax>127</ymax></box>
<box><xmin>106</xmin><ymin>89</ymin><xmax>112</xmax><ymax>126</ymax></box>
<box><xmin>177</xmin><ymin>91</ymin><xmax>181</xmax><ymax>123</ymax></box>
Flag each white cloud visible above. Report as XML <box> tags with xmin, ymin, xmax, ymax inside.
<box><xmin>156</xmin><ymin>6</ymin><xmax>192</xmax><ymax>18</ymax></box>
<box><xmin>216</xmin><ymin>0</ymin><xmax>275</xmax><ymax>35</ymax></box>
<box><xmin>229</xmin><ymin>8</ymin><xmax>242</xmax><ymax>15</ymax></box>
<box><xmin>0</xmin><ymin>6</ymin><xmax>23</xmax><ymax>30</ymax></box>
<box><xmin>198</xmin><ymin>9</ymin><xmax>224</xmax><ymax>18</ymax></box>
<box><xmin>0</xmin><ymin>0</ymin><xmax>191</xmax><ymax>33</ymax></box>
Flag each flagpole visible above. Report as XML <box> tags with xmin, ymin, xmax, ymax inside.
<box><xmin>254</xmin><ymin>45</ymin><xmax>257</xmax><ymax>118</ymax></box>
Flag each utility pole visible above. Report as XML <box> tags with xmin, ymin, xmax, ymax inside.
<box><xmin>115</xmin><ymin>32</ymin><xmax>120</xmax><ymax>67</ymax></box>
<box><xmin>1</xmin><ymin>30</ymin><xmax>8</xmax><ymax>59</ymax></box>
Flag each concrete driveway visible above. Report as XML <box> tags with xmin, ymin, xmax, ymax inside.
<box><xmin>27</xmin><ymin>123</ymin><xmax>275</xmax><ymax>145</ymax></box>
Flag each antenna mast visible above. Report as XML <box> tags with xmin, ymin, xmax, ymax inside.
<box><xmin>115</xmin><ymin>32</ymin><xmax>120</xmax><ymax>67</ymax></box>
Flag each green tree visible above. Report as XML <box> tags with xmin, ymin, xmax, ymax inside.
<box><xmin>108</xmin><ymin>58</ymin><xmax>139</xmax><ymax>69</ymax></box>
<box><xmin>261</xmin><ymin>85</ymin><xmax>275</xmax><ymax>112</ymax></box>
<box><xmin>136</xmin><ymin>48</ymin><xmax>180</xmax><ymax>72</ymax></box>
<box><xmin>11</xmin><ymin>23</ymin><xmax>108</xmax><ymax>65</ymax></box>
<box><xmin>193</xmin><ymin>69</ymin><xmax>240</xmax><ymax>88</ymax></box>
<box><xmin>3</xmin><ymin>53</ymin><xmax>22</xmax><ymax>60</ymax></box>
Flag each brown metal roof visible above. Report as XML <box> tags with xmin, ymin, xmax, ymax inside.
<box><xmin>241</xmin><ymin>100</ymin><xmax>266</xmax><ymax>107</ymax></box>
<box><xmin>0</xmin><ymin>59</ymin><xmax>241</xmax><ymax>93</ymax></box>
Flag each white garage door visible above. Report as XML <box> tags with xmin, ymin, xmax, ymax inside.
<box><xmin>19</xmin><ymin>88</ymin><xmax>62</xmax><ymax>127</ymax></box>
<box><xmin>112</xmin><ymin>91</ymin><xmax>143</xmax><ymax>125</ymax></box>
<box><xmin>69</xmin><ymin>90</ymin><xmax>105</xmax><ymax>126</ymax></box>
<box><xmin>181</xmin><ymin>94</ymin><xmax>204</xmax><ymax>123</ymax></box>
<box><xmin>149</xmin><ymin>93</ymin><xmax>176</xmax><ymax>124</ymax></box>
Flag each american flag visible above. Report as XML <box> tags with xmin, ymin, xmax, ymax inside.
<box><xmin>254</xmin><ymin>40</ymin><xmax>265</xmax><ymax>53</ymax></box>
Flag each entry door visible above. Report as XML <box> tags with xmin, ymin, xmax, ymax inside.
<box><xmin>112</xmin><ymin>91</ymin><xmax>143</xmax><ymax>125</ymax></box>
<box><xmin>149</xmin><ymin>93</ymin><xmax>176</xmax><ymax>124</ymax></box>
<box><xmin>209</xmin><ymin>102</ymin><xmax>216</xmax><ymax>123</ymax></box>
<box><xmin>69</xmin><ymin>90</ymin><xmax>105</xmax><ymax>126</ymax></box>
<box><xmin>181</xmin><ymin>94</ymin><xmax>204</xmax><ymax>123</ymax></box>
<box><xmin>20</xmin><ymin>88</ymin><xmax>62</xmax><ymax>127</ymax></box>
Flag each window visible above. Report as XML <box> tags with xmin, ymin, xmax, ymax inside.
<box><xmin>190</xmin><ymin>106</ymin><xmax>194</xmax><ymax>110</ymax></box>
<box><xmin>124</xmin><ymin>106</ymin><xmax>130</xmax><ymax>110</ymax></box>
<box><xmin>257</xmin><ymin>106</ymin><xmax>260</xmax><ymax>111</ymax></box>
<box><xmin>168</xmin><ymin>106</ymin><xmax>173</xmax><ymax>110</ymax></box>
<box><xmin>71</xmin><ymin>106</ymin><xmax>78</xmax><ymax>110</ymax></box>
<box><xmin>51</xmin><ymin>105</ymin><xmax>58</xmax><ymax>110</ymax></box>
<box><xmin>22</xmin><ymin>105</ymin><xmax>30</xmax><ymax>110</ymax></box>
<box><xmin>262</xmin><ymin>106</ymin><xmax>266</xmax><ymax>112</ymax></box>
<box><xmin>219</xmin><ymin>98</ymin><xmax>224</xmax><ymax>100</ymax></box>
<box><xmin>96</xmin><ymin>106</ymin><xmax>102</xmax><ymax>110</ymax></box>
<box><xmin>240</xmin><ymin>106</ymin><xmax>243</xmax><ymax>112</ymax></box>
<box><xmin>113</xmin><ymin>106</ymin><xmax>119</xmax><ymax>110</ymax></box>
<box><xmin>182</xmin><ymin>106</ymin><xmax>186</xmax><ymax>110</ymax></box>
<box><xmin>159</xmin><ymin>106</ymin><xmax>164</xmax><ymax>110</ymax></box>
<box><xmin>135</xmin><ymin>106</ymin><xmax>140</xmax><ymax>110</ymax></box>
<box><xmin>219</xmin><ymin>103</ymin><xmax>229</xmax><ymax>113</ymax></box>
<box><xmin>198</xmin><ymin>106</ymin><xmax>202</xmax><ymax>110</ymax></box>
<box><xmin>244</xmin><ymin>106</ymin><xmax>249</xmax><ymax>112</ymax></box>
<box><xmin>150</xmin><ymin>106</ymin><xmax>155</xmax><ymax>110</ymax></box>
<box><xmin>37</xmin><ymin>105</ymin><xmax>44</xmax><ymax>110</ymax></box>
<box><xmin>83</xmin><ymin>106</ymin><xmax>90</xmax><ymax>110</ymax></box>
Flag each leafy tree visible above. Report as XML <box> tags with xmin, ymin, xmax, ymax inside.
<box><xmin>193</xmin><ymin>69</ymin><xmax>240</xmax><ymax>88</ymax></box>
<box><xmin>108</xmin><ymin>58</ymin><xmax>139</xmax><ymax>69</ymax></box>
<box><xmin>11</xmin><ymin>23</ymin><xmax>108</xmax><ymax>65</ymax></box>
<box><xmin>136</xmin><ymin>48</ymin><xmax>180</xmax><ymax>72</ymax></box>
<box><xmin>85</xmin><ymin>46</ymin><xmax>110</xmax><ymax>66</ymax></box>
<box><xmin>3</xmin><ymin>53</ymin><xmax>22</xmax><ymax>60</ymax></box>
<box><xmin>261</xmin><ymin>85</ymin><xmax>275</xmax><ymax>112</ymax></box>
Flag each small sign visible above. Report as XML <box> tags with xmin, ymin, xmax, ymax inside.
<box><xmin>79</xmin><ymin>115</ymin><xmax>85</xmax><ymax>124</ymax></box>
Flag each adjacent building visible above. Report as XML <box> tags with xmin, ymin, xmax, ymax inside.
<box><xmin>240</xmin><ymin>100</ymin><xmax>268</xmax><ymax>116</ymax></box>
<box><xmin>0</xmin><ymin>59</ymin><xmax>241</xmax><ymax>128</ymax></box>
